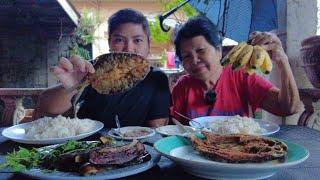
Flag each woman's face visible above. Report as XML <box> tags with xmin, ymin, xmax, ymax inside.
<box><xmin>179</xmin><ymin>35</ymin><xmax>222</xmax><ymax>81</ymax></box>
<box><xmin>108</xmin><ymin>23</ymin><xmax>150</xmax><ymax>58</ymax></box>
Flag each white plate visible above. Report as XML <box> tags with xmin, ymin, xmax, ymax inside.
<box><xmin>1</xmin><ymin>120</ymin><xmax>104</xmax><ymax>145</ymax></box>
<box><xmin>189</xmin><ymin>116</ymin><xmax>280</xmax><ymax>136</ymax></box>
<box><xmin>154</xmin><ymin>136</ymin><xmax>309</xmax><ymax>180</ymax></box>
<box><xmin>20</xmin><ymin>144</ymin><xmax>160</xmax><ymax>180</ymax></box>
<box><xmin>108</xmin><ymin>126</ymin><xmax>155</xmax><ymax>140</ymax></box>
<box><xmin>156</xmin><ymin>125</ymin><xmax>194</xmax><ymax>136</ymax></box>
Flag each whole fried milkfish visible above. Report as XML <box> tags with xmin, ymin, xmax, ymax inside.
<box><xmin>190</xmin><ymin>131</ymin><xmax>288</xmax><ymax>163</ymax></box>
<box><xmin>89</xmin><ymin>140</ymin><xmax>146</xmax><ymax>165</ymax></box>
<box><xmin>68</xmin><ymin>52</ymin><xmax>150</xmax><ymax>95</ymax></box>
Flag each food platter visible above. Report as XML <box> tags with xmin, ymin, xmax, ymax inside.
<box><xmin>1</xmin><ymin>120</ymin><xmax>104</xmax><ymax>145</ymax></box>
<box><xmin>154</xmin><ymin>136</ymin><xmax>309</xmax><ymax>180</ymax></box>
<box><xmin>19</xmin><ymin>144</ymin><xmax>160</xmax><ymax>180</ymax></box>
<box><xmin>107</xmin><ymin>126</ymin><xmax>155</xmax><ymax>140</ymax></box>
<box><xmin>190</xmin><ymin>116</ymin><xmax>280</xmax><ymax>136</ymax></box>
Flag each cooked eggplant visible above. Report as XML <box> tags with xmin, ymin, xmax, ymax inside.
<box><xmin>89</xmin><ymin>140</ymin><xmax>146</xmax><ymax>165</ymax></box>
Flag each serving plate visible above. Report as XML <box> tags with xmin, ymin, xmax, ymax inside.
<box><xmin>18</xmin><ymin>144</ymin><xmax>160</xmax><ymax>180</ymax></box>
<box><xmin>107</xmin><ymin>126</ymin><xmax>155</xmax><ymax>140</ymax></box>
<box><xmin>190</xmin><ymin>116</ymin><xmax>280</xmax><ymax>136</ymax></box>
<box><xmin>154</xmin><ymin>136</ymin><xmax>309</xmax><ymax>180</ymax></box>
<box><xmin>1</xmin><ymin>120</ymin><xmax>104</xmax><ymax>145</ymax></box>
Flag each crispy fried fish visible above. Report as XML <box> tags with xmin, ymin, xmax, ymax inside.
<box><xmin>88</xmin><ymin>52</ymin><xmax>150</xmax><ymax>94</ymax></box>
<box><xmin>190</xmin><ymin>131</ymin><xmax>287</xmax><ymax>163</ymax></box>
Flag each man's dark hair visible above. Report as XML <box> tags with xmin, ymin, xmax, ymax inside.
<box><xmin>174</xmin><ymin>16</ymin><xmax>222</xmax><ymax>60</ymax></box>
<box><xmin>108</xmin><ymin>8</ymin><xmax>150</xmax><ymax>37</ymax></box>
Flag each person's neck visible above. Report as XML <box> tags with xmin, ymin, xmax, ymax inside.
<box><xmin>203</xmin><ymin>66</ymin><xmax>223</xmax><ymax>90</ymax></box>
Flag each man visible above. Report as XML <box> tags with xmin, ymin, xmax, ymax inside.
<box><xmin>34</xmin><ymin>8</ymin><xmax>171</xmax><ymax>128</ymax></box>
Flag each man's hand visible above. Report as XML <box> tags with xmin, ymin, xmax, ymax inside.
<box><xmin>50</xmin><ymin>55</ymin><xmax>95</xmax><ymax>89</ymax></box>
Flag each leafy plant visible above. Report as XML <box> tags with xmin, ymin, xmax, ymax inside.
<box><xmin>158</xmin><ymin>0</ymin><xmax>198</xmax><ymax>18</ymax></box>
<box><xmin>149</xmin><ymin>18</ymin><xmax>171</xmax><ymax>44</ymax></box>
<box><xmin>0</xmin><ymin>147</ymin><xmax>42</xmax><ymax>172</ymax></box>
<box><xmin>68</xmin><ymin>9</ymin><xmax>101</xmax><ymax>60</ymax></box>
<box><xmin>0</xmin><ymin>141</ymin><xmax>101</xmax><ymax>172</ymax></box>
<box><xmin>159</xmin><ymin>49</ymin><xmax>168</xmax><ymax>66</ymax></box>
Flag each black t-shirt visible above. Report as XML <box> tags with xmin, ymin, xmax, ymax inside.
<box><xmin>77</xmin><ymin>68</ymin><xmax>171</xmax><ymax>128</ymax></box>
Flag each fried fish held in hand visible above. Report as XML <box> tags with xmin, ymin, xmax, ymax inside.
<box><xmin>74</xmin><ymin>52</ymin><xmax>150</xmax><ymax>95</ymax></box>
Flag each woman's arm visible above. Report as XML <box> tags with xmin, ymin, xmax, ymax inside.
<box><xmin>251</xmin><ymin>32</ymin><xmax>300</xmax><ymax>116</ymax></box>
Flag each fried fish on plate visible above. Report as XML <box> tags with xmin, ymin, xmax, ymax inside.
<box><xmin>190</xmin><ymin>131</ymin><xmax>287</xmax><ymax>163</ymax></box>
<box><xmin>73</xmin><ymin>52</ymin><xmax>150</xmax><ymax>95</ymax></box>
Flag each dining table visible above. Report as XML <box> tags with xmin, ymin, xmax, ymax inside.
<box><xmin>0</xmin><ymin>125</ymin><xmax>319</xmax><ymax>180</ymax></box>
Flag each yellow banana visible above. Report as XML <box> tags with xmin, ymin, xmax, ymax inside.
<box><xmin>260</xmin><ymin>52</ymin><xmax>273</xmax><ymax>74</ymax></box>
<box><xmin>220</xmin><ymin>42</ymin><xmax>247</xmax><ymax>66</ymax></box>
<box><xmin>249</xmin><ymin>45</ymin><xmax>266</xmax><ymax>69</ymax></box>
<box><xmin>232</xmin><ymin>44</ymin><xmax>253</xmax><ymax>70</ymax></box>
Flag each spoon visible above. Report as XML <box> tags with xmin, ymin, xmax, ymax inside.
<box><xmin>174</xmin><ymin>111</ymin><xmax>204</xmax><ymax>129</ymax></box>
<box><xmin>172</xmin><ymin>118</ymin><xmax>188</xmax><ymax>134</ymax></box>
<box><xmin>114</xmin><ymin>114</ymin><xmax>123</xmax><ymax>137</ymax></box>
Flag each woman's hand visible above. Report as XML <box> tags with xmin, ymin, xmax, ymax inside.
<box><xmin>249</xmin><ymin>31</ymin><xmax>288</xmax><ymax>64</ymax></box>
<box><xmin>50</xmin><ymin>55</ymin><xmax>95</xmax><ymax>89</ymax></box>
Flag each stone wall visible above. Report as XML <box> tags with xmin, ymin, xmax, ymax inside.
<box><xmin>0</xmin><ymin>27</ymin><xmax>72</xmax><ymax>88</ymax></box>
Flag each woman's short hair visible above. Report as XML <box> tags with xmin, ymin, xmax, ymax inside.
<box><xmin>108</xmin><ymin>8</ymin><xmax>150</xmax><ymax>37</ymax></box>
<box><xmin>174</xmin><ymin>16</ymin><xmax>222</xmax><ymax>60</ymax></box>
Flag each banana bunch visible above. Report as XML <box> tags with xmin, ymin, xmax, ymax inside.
<box><xmin>220</xmin><ymin>42</ymin><xmax>272</xmax><ymax>75</ymax></box>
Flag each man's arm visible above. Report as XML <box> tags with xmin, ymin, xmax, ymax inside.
<box><xmin>146</xmin><ymin>118</ymin><xmax>169</xmax><ymax>127</ymax></box>
<box><xmin>33</xmin><ymin>55</ymin><xmax>94</xmax><ymax>119</ymax></box>
<box><xmin>33</xmin><ymin>84</ymin><xmax>76</xmax><ymax>119</ymax></box>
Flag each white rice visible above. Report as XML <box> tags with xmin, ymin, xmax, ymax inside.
<box><xmin>208</xmin><ymin>115</ymin><xmax>266</xmax><ymax>135</ymax></box>
<box><xmin>25</xmin><ymin>115</ymin><xmax>96</xmax><ymax>139</ymax></box>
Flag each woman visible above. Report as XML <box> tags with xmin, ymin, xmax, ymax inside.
<box><xmin>171</xmin><ymin>16</ymin><xmax>300</xmax><ymax>124</ymax></box>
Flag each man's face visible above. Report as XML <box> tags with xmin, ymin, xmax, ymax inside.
<box><xmin>108</xmin><ymin>23</ymin><xmax>150</xmax><ymax>58</ymax></box>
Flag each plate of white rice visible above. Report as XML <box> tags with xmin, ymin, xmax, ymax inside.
<box><xmin>1</xmin><ymin>115</ymin><xmax>104</xmax><ymax>144</ymax></box>
<box><xmin>189</xmin><ymin>115</ymin><xmax>280</xmax><ymax>136</ymax></box>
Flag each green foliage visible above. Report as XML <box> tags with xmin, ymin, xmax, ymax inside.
<box><xmin>68</xmin><ymin>44</ymin><xmax>91</xmax><ymax>60</ymax></box>
<box><xmin>159</xmin><ymin>0</ymin><xmax>198</xmax><ymax>17</ymax></box>
<box><xmin>159</xmin><ymin>49</ymin><xmax>168</xmax><ymax>66</ymax></box>
<box><xmin>76</xmin><ymin>9</ymin><xmax>100</xmax><ymax>45</ymax></box>
<box><xmin>0</xmin><ymin>140</ymin><xmax>101</xmax><ymax>172</ymax></box>
<box><xmin>149</xmin><ymin>19</ymin><xmax>171</xmax><ymax>44</ymax></box>
<box><xmin>68</xmin><ymin>9</ymin><xmax>101</xmax><ymax>60</ymax></box>
<box><xmin>150</xmin><ymin>0</ymin><xmax>199</xmax><ymax>45</ymax></box>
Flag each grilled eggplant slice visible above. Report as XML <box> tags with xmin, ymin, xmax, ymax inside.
<box><xmin>89</xmin><ymin>140</ymin><xmax>146</xmax><ymax>165</ymax></box>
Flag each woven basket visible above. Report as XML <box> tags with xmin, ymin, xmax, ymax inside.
<box><xmin>300</xmin><ymin>36</ymin><xmax>320</xmax><ymax>88</ymax></box>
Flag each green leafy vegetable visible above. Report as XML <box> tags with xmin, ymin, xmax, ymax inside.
<box><xmin>0</xmin><ymin>140</ymin><xmax>101</xmax><ymax>172</ymax></box>
<box><xmin>0</xmin><ymin>147</ymin><xmax>42</xmax><ymax>172</ymax></box>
